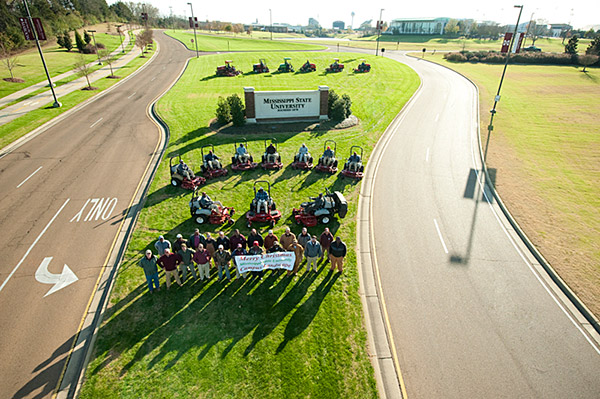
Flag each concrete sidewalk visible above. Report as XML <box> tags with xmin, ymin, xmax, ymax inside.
<box><xmin>0</xmin><ymin>32</ymin><xmax>142</xmax><ymax>127</ymax></box>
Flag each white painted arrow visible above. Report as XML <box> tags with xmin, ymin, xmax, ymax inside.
<box><xmin>35</xmin><ymin>257</ymin><xmax>79</xmax><ymax>297</ymax></box>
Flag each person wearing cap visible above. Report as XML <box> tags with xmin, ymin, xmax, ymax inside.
<box><xmin>192</xmin><ymin>243</ymin><xmax>212</xmax><ymax>281</ymax></box>
<box><xmin>319</xmin><ymin>227</ymin><xmax>334</xmax><ymax>263</ymax></box>
<box><xmin>157</xmin><ymin>248</ymin><xmax>183</xmax><ymax>289</ymax></box>
<box><xmin>286</xmin><ymin>239</ymin><xmax>304</xmax><ymax>276</ymax></box>
<box><xmin>216</xmin><ymin>231</ymin><xmax>230</xmax><ymax>251</ymax></box>
<box><xmin>247</xmin><ymin>228</ymin><xmax>263</xmax><ymax>248</ymax></box>
<box><xmin>267</xmin><ymin>240</ymin><xmax>284</xmax><ymax>253</ymax></box>
<box><xmin>264</xmin><ymin>230</ymin><xmax>277</xmax><ymax>250</ymax></box>
<box><xmin>304</xmin><ymin>235</ymin><xmax>323</xmax><ymax>272</ymax></box>
<box><xmin>177</xmin><ymin>242</ymin><xmax>197</xmax><ymax>281</ymax></box>
<box><xmin>138</xmin><ymin>249</ymin><xmax>160</xmax><ymax>293</ymax></box>
<box><xmin>230</xmin><ymin>229</ymin><xmax>247</xmax><ymax>250</ymax></box>
<box><xmin>297</xmin><ymin>227</ymin><xmax>311</xmax><ymax>252</ymax></box>
<box><xmin>248</xmin><ymin>240</ymin><xmax>264</xmax><ymax>278</ymax></box>
<box><xmin>154</xmin><ymin>235</ymin><xmax>171</xmax><ymax>256</ymax></box>
<box><xmin>322</xmin><ymin>146</ymin><xmax>334</xmax><ymax>166</ymax></box>
<box><xmin>328</xmin><ymin>236</ymin><xmax>347</xmax><ymax>273</ymax></box>
<box><xmin>279</xmin><ymin>227</ymin><xmax>296</xmax><ymax>251</ymax></box>
<box><xmin>231</xmin><ymin>243</ymin><xmax>248</xmax><ymax>279</ymax></box>
<box><xmin>214</xmin><ymin>244</ymin><xmax>232</xmax><ymax>281</ymax></box>
<box><xmin>172</xmin><ymin>233</ymin><xmax>188</xmax><ymax>253</ymax></box>
<box><xmin>188</xmin><ymin>228</ymin><xmax>206</xmax><ymax>250</ymax></box>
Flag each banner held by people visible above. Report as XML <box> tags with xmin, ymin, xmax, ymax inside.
<box><xmin>235</xmin><ymin>252</ymin><xmax>296</xmax><ymax>274</ymax></box>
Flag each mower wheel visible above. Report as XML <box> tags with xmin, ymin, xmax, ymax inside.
<box><xmin>171</xmin><ymin>179</ymin><xmax>179</xmax><ymax>187</ymax></box>
<box><xmin>319</xmin><ymin>215</ymin><xmax>331</xmax><ymax>225</ymax></box>
<box><xmin>247</xmin><ymin>222</ymin><xmax>252</xmax><ymax>228</ymax></box>
<box><xmin>269</xmin><ymin>220</ymin><xmax>275</xmax><ymax>228</ymax></box>
<box><xmin>227</xmin><ymin>219</ymin><xmax>234</xmax><ymax>226</ymax></box>
<box><xmin>195</xmin><ymin>215</ymin><xmax>206</xmax><ymax>224</ymax></box>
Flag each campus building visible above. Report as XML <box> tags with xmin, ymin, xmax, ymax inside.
<box><xmin>389</xmin><ymin>18</ymin><xmax>449</xmax><ymax>35</ymax></box>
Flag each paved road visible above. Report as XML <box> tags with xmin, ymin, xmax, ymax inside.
<box><xmin>0</xmin><ymin>32</ymin><xmax>188</xmax><ymax>399</ymax></box>
<box><xmin>369</xmin><ymin>51</ymin><xmax>600</xmax><ymax>398</ymax></box>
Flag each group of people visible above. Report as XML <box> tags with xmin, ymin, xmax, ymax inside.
<box><xmin>139</xmin><ymin>226</ymin><xmax>347</xmax><ymax>293</ymax></box>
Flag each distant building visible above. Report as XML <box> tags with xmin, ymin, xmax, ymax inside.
<box><xmin>550</xmin><ymin>23</ymin><xmax>572</xmax><ymax>37</ymax></box>
<box><xmin>389</xmin><ymin>18</ymin><xmax>449</xmax><ymax>35</ymax></box>
<box><xmin>357</xmin><ymin>19</ymin><xmax>372</xmax><ymax>31</ymax></box>
<box><xmin>333</xmin><ymin>20</ymin><xmax>345</xmax><ymax>30</ymax></box>
<box><xmin>308</xmin><ymin>18</ymin><xmax>320</xmax><ymax>28</ymax></box>
<box><xmin>245</xmin><ymin>23</ymin><xmax>288</xmax><ymax>33</ymax></box>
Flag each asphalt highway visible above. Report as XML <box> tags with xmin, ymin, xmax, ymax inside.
<box><xmin>0</xmin><ymin>32</ymin><xmax>189</xmax><ymax>399</ymax></box>
<box><xmin>370</xmin><ymin>52</ymin><xmax>600</xmax><ymax>398</ymax></box>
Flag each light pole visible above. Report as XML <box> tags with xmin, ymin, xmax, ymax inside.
<box><xmin>483</xmin><ymin>5</ymin><xmax>524</xmax><ymax>162</ymax></box>
<box><xmin>22</xmin><ymin>0</ymin><xmax>60</xmax><ymax>107</ymax></box>
<box><xmin>116</xmin><ymin>24</ymin><xmax>125</xmax><ymax>53</ymax></box>
<box><xmin>187</xmin><ymin>2</ymin><xmax>199</xmax><ymax>58</ymax></box>
<box><xmin>87</xmin><ymin>29</ymin><xmax>102</xmax><ymax>65</ymax></box>
<box><xmin>269</xmin><ymin>9</ymin><xmax>273</xmax><ymax>40</ymax></box>
<box><xmin>375</xmin><ymin>8</ymin><xmax>384</xmax><ymax>56</ymax></box>
<box><xmin>522</xmin><ymin>11</ymin><xmax>535</xmax><ymax>47</ymax></box>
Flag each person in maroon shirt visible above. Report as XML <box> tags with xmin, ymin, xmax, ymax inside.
<box><xmin>319</xmin><ymin>227</ymin><xmax>334</xmax><ymax>263</ymax></box>
<box><xmin>192</xmin><ymin>243</ymin><xmax>212</xmax><ymax>281</ymax></box>
<box><xmin>229</xmin><ymin>229</ymin><xmax>247</xmax><ymax>250</ymax></box>
<box><xmin>264</xmin><ymin>229</ymin><xmax>277</xmax><ymax>250</ymax></box>
<box><xmin>157</xmin><ymin>248</ymin><xmax>183</xmax><ymax>289</ymax></box>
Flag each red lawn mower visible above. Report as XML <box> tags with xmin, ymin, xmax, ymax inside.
<box><xmin>253</xmin><ymin>59</ymin><xmax>270</xmax><ymax>73</ymax></box>
<box><xmin>246</xmin><ymin>181</ymin><xmax>282</xmax><ymax>228</ymax></box>
<box><xmin>231</xmin><ymin>138</ymin><xmax>258</xmax><ymax>171</ymax></box>
<box><xmin>169</xmin><ymin>155</ymin><xmax>206</xmax><ymax>190</ymax></box>
<box><xmin>293</xmin><ymin>188</ymin><xmax>348</xmax><ymax>227</ymax></box>
<box><xmin>341</xmin><ymin>145</ymin><xmax>365</xmax><ymax>179</ymax></box>
<box><xmin>201</xmin><ymin>144</ymin><xmax>228</xmax><ymax>179</ymax></box>
<box><xmin>299</xmin><ymin>59</ymin><xmax>317</xmax><ymax>73</ymax></box>
<box><xmin>216</xmin><ymin>60</ymin><xmax>242</xmax><ymax>77</ymax></box>
<box><xmin>189</xmin><ymin>188</ymin><xmax>235</xmax><ymax>225</ymax></box>
<box><xmin>315</xmin><ymin>140</ymin><xmax>338</xmax><ymax>174</ymax></box>
<box><xmin>291</xmin><ymin>144</ymin><xmax>313</xmax><ymax>170</ymax></box>
<box><xmin>260</xmin><ymin>139</ymin><xmax>283</xmax><ymax>170</ymax></box>
<box><xmin>354</xmin><ymin>59</ymin><xmax>371</xmax><ymax>73</ymax></box>
<box><xmin>326</xmin><ymin>58</ymin><xmax>344</xmax><ymax>73</ymax></box>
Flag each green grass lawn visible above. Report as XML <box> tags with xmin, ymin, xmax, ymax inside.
<box><xmin>165</xmin><ymin>29</ymin><xmax>326</xmax><ymax>52</ymax></box>
<box><xmin>0</xmin><ymin>32</ymin><xmax>130</xmax><ymax>99</ymax></box>
<box><xmin>0</xmin><ymin>45</ymin><xmax>153</xmax><ymax>150</ymax></box>
<box><xmin>79</xmin><ymin>51</ymin><xmax>419</xmax><ymax>398</ymax></box>
<box><xmin>424</xmin><ymin>54</ymin><xmax>600</xmax><ymax>317</ymax></box>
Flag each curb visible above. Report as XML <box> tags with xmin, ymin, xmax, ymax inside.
<box><xmin>409</xmin><ymin>53</ymin><xmax>600</xmax><ymax>336</ymax></box>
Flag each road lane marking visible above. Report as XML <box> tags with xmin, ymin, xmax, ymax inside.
<box><xmin>70</xmin><ymin>197</ymin><xmax>118</xmax><ymax>222</ymax></box>
<box><xmin>151</xmin><ymin>77</ymin><xmax>156</xmax><ymax>81</ymax></box>
<box><xmin>35</xmin><ymin>257</ymin><xmax>79</xmax><ymax>297</ymax></box>
<box><xmin>434</xmin><ymin>218</ymin><xmax>449</xmax><ymax>254</ymax></box>
<box><xmin>0</xmin><ymin>198</ymin><xmax>70</xmax><ymax>294</ymax></box>
<box><xmin>90</xmin><ymin>117</ymin><xmax>103</xmax><ymax>128</ymax></box>
<box><xmin>127</xmin><ymin>91</ymin><xmax>136</xmax><ymax>99</ymax></box>
<box><xmin>434</xmin><ymin>113</ymin><xmax>439</xmax><ymax>122</ymax></box>
<box><xmin>16</xmin><ymin>166</ymin><xmax>42</xmax><ymax>188</ymax></box>
<box><xmin>426</xmin><ymin>148</ymin><xmax>430</xmax><ymax>162</ymax></box>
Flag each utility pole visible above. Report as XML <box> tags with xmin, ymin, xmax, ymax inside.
<box><xmin>375</xmin><ymin>8</ymin><xmax>384</xmax><ymax>56</ymax></box>
<box><xmin>87</xmin><ymin>30</ymin><xmax>102</xmax><ymax>65</ymax></box>
<box><xmin>483</xmin><ymin>5</ymin><xmax>523</xmax><ymax>162</ymax></box>
<box><xmin>22</xmin><ymin>0</ymin><xmax>60</xmax><ymax>107</ymax></box>
<box><xmin>187</xmin><ymin>2</ymin><xmax>199</xmax><ymax>58</ymax></box>
<box><xmin>116</xmin><ymin>25</ymin><xmax>125</xmax><ymax>53</ymax></box>
<box><xmin>269</xmin><ymin>9</ymin><xmax>273</xmax><ymax>40</ymax></box>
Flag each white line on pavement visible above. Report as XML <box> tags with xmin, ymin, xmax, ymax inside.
<box><xmin>90</xmin><ymin>117</ymin><xmax>103</xmax><ymax>128</ymax></box>
<box><xmin>433</xmin><ymin>218</ymin><xmax>449</xmax><ymax>254</ymax></box>
<box><xmin>0</xmin><ymin>198</ymin><xmax>70</xmax><ymax>294</ymax></box>
<box><xmin>426</xmin><ymin>148</ymin><xmax>430</xmax><ymax>162</ymax></box>
<box><xmin>435</xmin><ymin>113</ymin><xmax>439</xmax><ymax>122</ymax></box>
<box><xmin>127</xmin><ymin>91</ymin><xmax>136</xmax><ymax>99</ymax></box>
<box><xmin>150</xmin><ymin>77</ymin><xmax>156</xmax><ymax>82</ymax></box>
<box><xmin>16</xmin><ymin>166</ymin><xmax>42</xmax><ymax>188</ymax></box>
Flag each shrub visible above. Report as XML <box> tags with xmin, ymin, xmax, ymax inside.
<box><xmin>215</xmin><ymin>96</ymin><xmax>231</xmax><ymax>124</ymax></box>
<box><xmin>330</xmin><ymin>98</ymin><xmax>347</xmax><ymax>121</ymax></box>
<box><xmin>342</xmin><ymin>94</ymin><xmax>352</xmax><ymax>117</ymax></box>
<box><xmin>83</xmin><ymin>43</ymin><xmax>96</xmax><ymax>54</ymax></box>
<box><xmin>83</xmin><ymin>30</ymin><xmax>92</xmax><ymax>45</ymax></box>
<box><xmin>444</xmin><ymin>52</ymin><xmax>467</xmax><ymax>62</ymax></box>
<box><xmin>62</xmin><ymin>33</ymin><xmax>73</xmax><ymax>52</ymax></box>
<box><xmin>228</xmin><ymin>94</ymin><xmax>246</xmax><ymax>126</ymax></box>
<box><xmin>57</xmin><ymin>34</ymin><xmax>65</xmax><ymax>49</ymax></box>
<box><xmin>327</xmin><ymin>89</ymin><xmax>339</xmax><ymax>117</ymax></box>
<box><xmin>74</xmin><ymin>30</ymin><xmax>85</xmax><ymax>53</ymax></box>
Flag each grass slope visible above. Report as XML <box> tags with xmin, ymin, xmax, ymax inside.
<box><xmin>79</xmin><ymin>51</ymin><xmax>419</xmax><ymax>398</ymax></box>
<box><xmin>426</xmin><ymin>54</ymin><xmax>600</xmax><ymax>317</ymax></box>
<box><xmin>165</xmin><ymin>30</ymin><xmax>326</xmax><ymax>52</ymax></box>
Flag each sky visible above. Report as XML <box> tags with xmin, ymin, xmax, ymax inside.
<box><xmin>123</xmin><ymin>0</ymin><xmax>600</xmax><ymax>30</ymax></box>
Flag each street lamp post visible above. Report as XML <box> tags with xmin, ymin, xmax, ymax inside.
<box><xmin>269</xmin><ymin>9</ymin><xmax>273</xmax><ymax>40</ymax></box>
<box><xmin>187</xmin><ymin>2</ymin><xmax>199</xmax><ymax>58</ymax></box>
<box><xmin>87</xmin><ymin>29</ymin><xmax>102</xmax><ymax>65</ymax></box>
<box><xmin>116</xmin><ymin>25</ymin><xmax>125</xmax><ymax>53</ymax></box>
<box><xmin>375</xmin><ymin>8</ymin><xmax>384</xmax><ymax>56</ymax></box>
<box><xmin>522</xmin><ymin>11</ymin><xmax>535</xmax><ymax>47</ymax></box>
<box><xmin>22</xmin><ymin>0</ymin><xmax>60</xmax><ymax>107</ymax></box>
<box><xmin>483</xmin><ymin>5</ymin><xmax>524</xmax><ymax>162</ymax></box>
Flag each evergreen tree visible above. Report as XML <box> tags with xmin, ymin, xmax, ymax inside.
<box><xmin>57</xmin><ymin>34</ymin><xmax>65</xmax><ymax>49</ymax></box>
<box><xmin>63</xmin><ymin>32</ymin><xmax>73</xmax><ymax>51</ymax></box>
<box><xmin>74</xmin><ymin>30</ymin><xmax>85</xmax><ymax>53</ymax></box>
<box><xmin>228</xmin><ymin>94</ymin><xmax>246</xmax><ymax>126</ymax></box>
<box><xmin>83</xmin><ymin>30</ymin><xmax>92</xmax><ymax>45</ymax></box>
<box><xmin>565</xmin><ymin>35</ymin><xmax>578</xmax><ymax>55</ymax></box>
<box><xmin>586</xmin><ymin>37</ymin><xmax>600</xmax><ymax>55</ymax></box>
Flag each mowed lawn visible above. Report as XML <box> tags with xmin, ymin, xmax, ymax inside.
<box><xmin>165</xmin><ymin>29</ymin><xmax>325</xmax><ymax>51</ymax></box>
<box><xmin>429</xmin><ymin>55</ymin><xmax>600</xmax><ymax>317</ymax></box>
<box><xmin>79</xmin><ymin>52</ymin><xmax>419</xmax><ymax>398</ymax></box>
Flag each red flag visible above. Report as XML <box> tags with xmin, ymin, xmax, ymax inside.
<box><xmin>514</xmin><ymin>32</ymin><xmax>525</xmax><ymax>53</ymax></box>
<box><xmin>32</xmin><ymin>18</ymin><xmax>46</xmax><ymax>41</ymax></box>
<box><xmin>501</xmin><ymin>32</ymin><xmax>513</xmax><ymax>53</ymax></box>
<box><xmin>19</xmin><ymin>17</ymin><xmax>35</xmax><ymax>40</ymax></box>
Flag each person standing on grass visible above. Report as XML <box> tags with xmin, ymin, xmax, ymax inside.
<box><xmin>264</xmin><ymin>229</ymin><xmax>278</xmax><ymax>251</ymax></box>
<box><xmin>216</xmin><ymin>230</ymin><xmax>230</xmax><ymax>251</ymax></box>
<box><xmin>280</xmin><ymin>227</ymin><xmax>296</xmax><ymax>251</ymax></box>
<box><xmin>214</xmin><ymin>244</ymin><xmax>232</xmax><ymax>281</ymax></box>
<box><xmin>267</xmin><ymin>240</ymin><xmax>285</xmax><ymax>253</ymax></box>
<box><xmin>154</xmin><ymin>235</ymin><xmax>171</xmax><ymax>256</ymax></box>
<box><xmin>177</xmin><ymin>243</ymin><xmax>197</xmax><ymax>281</ymax></box>
<box><xmin>287</xmin><ymin>240</ymin><xmax>304</xmax><ymax>276</ymax></box>
<box><xmin>304</xmin><ymin>235</ymin><xmax>323</xmax><ymax>272</ymax></box>
<box><xmin>189</xmin><ymin>228</ymin><xmax>206</xmax><ymax>250</ymax></box>
<box><xmin>248</xmin><ymin>228</ymin><xmax>263</xmax><ymax>248</ymax></box>
<box><xmin>249</xmin><ymin>240</ymin><xmax>264</xmax><ymax>279</ymax></box>
<box><xmin>193</xmin><ymin>243</ymin><xmax>212</xmax><ymax>281</ymax></box>
<box><xmin>297</xmin><ymin>227</ymin><xmax>311</xmax><ymax>251</ymax></box>
<box><xmin>231</xmin><ymin>243</ymin><xmax>248</xmax><ymax>279</ymax></box>
<box><xmin>205</xmin><ymin>232</ymin><xmax>217</xmax><ymax>264</ymax></box>
<box><xmin>157</xmin><ymin>248</ymin><xmax>182</xmax><ymax>289</ymax></box>
<box><xmin>328</xmin><ymin>237</ymin><xmax>347</xmax><ymax>273</ymax></box>
<box><xmin>230</xmin><ymin>229</ymin><xmax>247</xmax><ymax>250</ymax></box>
<box><xmin>319</xmin><ymin>227</ymin><xmax>334</xmax><ymax>263</ymax></box>
<box><xmin>173</xmin><ymin>233</ymin><xmax>187</xmax><ymax>253</ymax></box>
<box><xmin>139</xmin><ymin>249</ymin><xmax>160</xmax><ymax>293</ymax></box>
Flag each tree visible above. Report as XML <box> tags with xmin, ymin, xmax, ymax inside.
<box><xmin>565</xmin><ymin>35</ymin><xmax>578</xmax><ymax>55</ymax></box>
<box><xmin>99</xmin><ymin>49</ymin><xmax>117</xmax><ymax>78</ymax></box>
<box><xmin>0</xmin><ymin>33</ymin><xmax>21</xmax><ymax>82</ymax></box>
<box><xmin>83</xmin><ymin>30</ymin><xmax>92</xmax><ymax>45</ymax></box>
<box><xmin>136</xmin><ymin>29</ymin><xmax>153</xmax><ymax>56</ymax></box>
<box><xmin>444</xmin><ymin>19</ymin><xmax>460</xmax><ymax>36</ymax></box>
<box><xmin>74</xmin><ymin>55</ymin><xmax>95</xmax><ymax>90</ymax></box>
<box><xmin>75</xmin><ymin>30</ymin><xmax>85</xmax><ymax>53</ymax></box>
<box><xmin>584</xmin><ymin>28</ymin><xmax>595</xmax><ymax>39</ymax></box>
<box><xmin>62</xmin><ymin>32</ymin><xmax>73</xmax><ymax>52</ymax></box>
<box><xmin>586</xmin><ymin>37</ymin><xmax>600</xmax><ymax>55</ymax></box>
<box><xmin>579</xmin><ymin>54</ymin><xmax>599</xmax><ymax>72</ymax></box>
<box><xmin>215</xmin><ymin>96</ymin><xmax>231</xmax><ymax>124</ymax></box>
<box><xmin>227</xmin><ymin>94</ymin><xmax>245</xmax><ymax>126</ymax></box>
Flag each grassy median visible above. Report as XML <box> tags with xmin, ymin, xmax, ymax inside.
<box><xmin>79</xmin><ymin>52</ymin><xmax>419</xmax><ymax>398</ymax></box>
<box><xmin>425</xmin><ymin>54</ymin><xmax>600</xmax><ymax>317</ymax></box>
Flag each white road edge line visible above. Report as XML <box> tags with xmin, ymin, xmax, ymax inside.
<box><xmin>89</xmin><ymin>117</ymin><xmax>103</xmax><ymax>128</ymax></box>
<box><xmin>434</xmin><ymin>113</ymin><xmax>439</xmax><ymax>122</ymax></box>
<box><xmin>426</xmin><ymin>147</ymin><xmax>430</xmax><ymax>162</ymax></box>
<box><xmin>127</xmin><ymin>91</ymin><xmax>136</xmax><ymax>99</ymax></box>
<box><xmin>0</xmin><ymin>198</ymin><xmax>70</xmax><ymax>294</ymax></box>
<box><xmin>433</xmin><ymin>219</ymin><xmax>449</xmax><ymax>254</ymax></box>
<box><xmin>16</xmin><ymin>166</ymin><xmax>42</xmax><ymax>188</ymax></box>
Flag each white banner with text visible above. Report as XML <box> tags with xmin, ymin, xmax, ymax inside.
<box><xmin>254</xmin><ymin>90</ymin><xmax>320</xmax><ymax>119</ymax></box>
<box><xmin>235</xmin><ymin>252</ymin><xmax>296</xmax><ymax>273</ymax></box>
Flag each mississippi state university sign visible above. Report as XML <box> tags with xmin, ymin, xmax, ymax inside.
<box><xmin>244</xmin><ymin>86</ymin><xmax>329</xmax><ymax>123</ymax></box>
